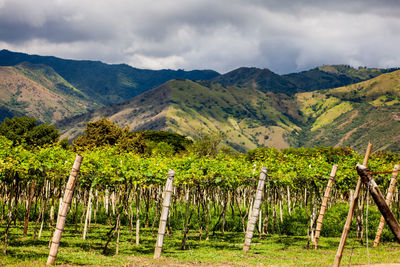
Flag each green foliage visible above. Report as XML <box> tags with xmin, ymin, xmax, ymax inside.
<box><xmin>73</xmin><ymin>118</ymin><xmax>126</xmax><ymax>149</ymax></box>
<box><xmin>189</xmin><ymin>130</ymin><xmax>226</xmax><ymax>157</ymax></box>
<box><xmin>27</xmin><ymin>123</ymin><xmax>60</xmax><ymax>147</ymax></box>
<box><xmin>149</xmin><ymin>141</ymin><xmax>176</xmax><ymax>156</ymax></box>
<box><xmin>141</xmin><ymin>130</ymin><xmax>193</xmax><ymax>154</ymax></box>
<box><xmin>73</xmin><ymin>118</ymin><xmax>146</xmax><ymax>154</ymax></box>
<box><xmin>59</xmin><ymin>137</ymin><xmax>70</xmax><ymax>149</ymax></box>
<box><xmin>0</xmin><ymin>116</ymin><xmax>59</xmax><ymax>148</ymax></box>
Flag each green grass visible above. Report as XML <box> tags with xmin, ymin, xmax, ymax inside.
<box><xmin>1</xmin><ymin>223</ymin><xmax>400</xmax><ymax>266</ymax></box>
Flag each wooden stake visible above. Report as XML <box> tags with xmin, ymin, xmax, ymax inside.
<box><xmin>47</xmin><ymin>155</ymin><xmax>83</xmax><ymax>266</ymax></box>
<box><xmin>333</xmin><ymin>142</ymin><xmax>372</xmax><ymax>267</ymax></box>
<box><xmin>356</xmin><ymin>164</ymin><xmax>400</xmax><ymax>242</ymax></box>
<box><xmin>314</xmin><ymin>164</ymin><xmax>338</xmax><ymax>249</ymax></box>
<box><xmin>82</xmin><ymin>187</ymin><xmax>93</xmax><ymax>240</ymax></box>
<box><xmin>373</xmin><ymin>165</ymin><xmax>399</xmax><ymax>247</ymax></box>
<box><xmin>154</xmin><ymin>169</ymin><xmax>175</xmax><ymax>259</ymax></box>
<box><xmin>136</xmin><ymin>187</ymin><xmax>141</xmax><ymax>245</ymax></box>
<box><xmin>243</xmin><ymin>167</ymin><xmax>267</xmax><ymax>253</ymax></box>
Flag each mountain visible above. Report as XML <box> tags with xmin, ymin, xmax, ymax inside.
<box><xmin>292</xmin><ymin>69</ymin><xmax>400</xmax><ymax>151</ymax></box>
<box><xmin>283</xmin><ymin>64</ymin><xmax>397</xmax><ymax>92</ymax></box>
<box><xmin>2</xmin><ymin>50</ymin><xmax>400</xmax><ymax>152</ymax></box>
<box><xmin>212</xmin><ymin>67</ymin><xmax>298</xmax><ymax>94</ymax></box>
<box><xmin>0</xmin><ymin>49</ymin><xmax>220</xmax><ymax>106</ymax></box>
<box><xmin>57</xmin><ymin>70</ymin><xmax>400</xmax><ymax>152</ymax></box>
<box><xmin>214</xmin><ymin>65</ymin><xmax>397</xmax><ymax>94</ymax></box>
<box><xmin>0</xmin><ymin>62</ymin><xmax>96</xmax><ymax>123</ymax></box>
<box><xmin>56</xmin><ymin>79</ymin><xmax>299</xmax><ymax>152</ymax></box>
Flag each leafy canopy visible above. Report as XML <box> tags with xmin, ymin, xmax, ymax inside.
<box><xmin>73</xmin><ymin>118</ymin><xmax>146</xmax><ymax>153</ymax></box>
<box><xmin>141</xmin><ymin>130</ymin><xmax>193</xmax><ymax>154</ymax></box>
<box><xmin>0</xmin><ymin>116</ymin><xmax>59</xmax><ymax>148</ymax></box>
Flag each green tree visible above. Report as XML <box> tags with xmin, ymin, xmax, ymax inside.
<box><xmin>190</xmin><ymin>130</ymin><xmax>225</xmax><ymax>157</ymax></box>
<box><xmin>0</xmin><ymin>116</ymin><xmax>59</xmax><ymax>148</ymax></box>
<box><xmin>73</xmin><ymin>118</ymin><xmax>147</xmax><ymax>153</ymax></box>
<box><xmin>141</xmin><ymin>130</ymin><xmax>193</xmax><ymax>153</ymax></box>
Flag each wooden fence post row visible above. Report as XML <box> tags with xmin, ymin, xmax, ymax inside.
<box><xmin>373</xmin><ymin>164</ymin><xmax>399</xmax><ymax>247</ymax></box>
<box><xmin>333</xmin><ymin>142</ymin><xmax>372</xmax><ymax>267</ymax></box>
<box><xmin>314</xmin><ymin>164</ymin><xmax>338</xmax><ymax>250</ymax></box>
<box><xmin>243</xmin><ymin>166</ymin><xmax>267</xmax><ymax>253</ymax></box>
<box><xmin>47</xmin><ymin>154</ymin><xmax>83</xmax><ymax>266</ymax></box>
<box><xmin>154</xmin><ymin>169</ymin><xmax>175</xmax><ymax>259</ymax></box>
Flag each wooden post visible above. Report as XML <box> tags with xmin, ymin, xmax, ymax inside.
<box><xmin>136</xmin><ymin>187</ymin><xmax>141</xmax><ymax>245</ymax></box>
<box><xmin>333</xmin><ymin>142</ymin><xmax>372</xmax><ymax>267</ymax></box>
<box><xmin>83</xmin><ymin>187</ymin><xmax>93</xmax><ymax>240</ymax></box>
<box><xmin>314</xmin><ymin>164</ymin><xmax>338</xmax><ymax>249</ymax></box>
<box><xmin>154</xmin><ymin>169</ymin><xmax>174</xmax><ymax>259</ymax></box>
<box><xmin>373</xmin><ymin>165</ymin><xmax>399</xmax><ymax>247</ymax></box>
<box><xmin>243</xmin><ymin>167</ymin><xmax>267</xmax><ymax>253</ymax></box>
<box><xmin>356</xmin><ymin>164</ymin><xmax>400</xmax><ymax>242</ymax></box>
<box><xmin>47</xmin><ymin>155</ymin><xmax>83</xmax><ymax>266</ymax></box>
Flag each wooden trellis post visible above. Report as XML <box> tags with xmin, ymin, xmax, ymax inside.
<box><xmin>373</xmin><ymin>164</ymin><xmax>399</xmax><ymax>247</ymax></box>
<box><xmin>356</xmin><ymin>164</ymin><xmax>400</xmax><ymax>242</ymax></box>
<box><xmin>243</xmin><ymin>166</ymin><xmax>267</xmax><ymax>253</ymax></box>
<box><xmin>314</xmin><ymin>164</ymin><xmax>338</xmax><ymax>249</ymax></box>
<box><xmin>154</xmin><ymin>169</ymin><xmax>175</xmax><ymax>259</ymax></box>
<box><xmin>333</xmin><ymin>142</ymin><xmax>372</xmax><ymax>267</ymax></box>
<box><xmin>47</xmin><ymin>154</ymin><xmax>83</xmax><ymax>266</ymax></box>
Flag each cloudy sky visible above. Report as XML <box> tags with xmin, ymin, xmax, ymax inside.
<box><xmin>1</xmin><ymin>0</ymin><xmax>400</xmax><ymax>74</ymax></box>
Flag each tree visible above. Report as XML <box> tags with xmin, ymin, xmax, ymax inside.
<box><xmin>73</xmin><ymin>118</ymin><xmax>147</xmax><ymax>153</ymax></box>
<box><xmin>73</xmin><ymin>118</ymin><xmax>125</xmax><ymax>149</ymax></box>
<box><xmin>0</xmin><ymin>116</ymin><xmax>59</xmax><ymax>148</ymax></box>
<box><xmin>26</xmin><ymin>123</ymin><xmax>60</xmax><ymax>147</ymax></box>
<box><xmin>190</xmin><ymin>130</ymin><xmax>225</xmax><ymax>157</ymax></box>
<box><xmin>141</xmin><ymin>130</ymin><xmax>193</xmax><ymax>154</ymax></box>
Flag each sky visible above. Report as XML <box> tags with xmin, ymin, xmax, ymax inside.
<box><xmin>1</xmin><ymin>0</ymin><xmax>400</xmax><ymax>74</ymax></box>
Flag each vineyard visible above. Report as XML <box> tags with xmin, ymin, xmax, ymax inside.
<box><xmin>1</xmin><ymin>133</ymin><xmax>400</xmax><ymax>265</ymax></box>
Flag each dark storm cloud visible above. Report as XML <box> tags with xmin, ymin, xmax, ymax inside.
<box><xmin>1</xmin><ymin>0</ymin><xmax>400</xmax><ymax>73</ymax></box>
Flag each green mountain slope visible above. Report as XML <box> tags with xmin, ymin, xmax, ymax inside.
<box><xmin>0</xmin><ymin>49</ymin><xmax>220</xmax><ymax>106</ymax></box>
<box><xmin>0</xmin><ymin>63</ymin><xmax>96</xmax><ymax>123</ymax></box>
<box><xmin>2</xmin><ymin>50</ymin><xmax>400</xmax><ymax>152</ymax></box>
<box><xmin>294</xmin><ymin>70</ymin><xmax>400</xmax><ymax>151</ymax></box>
<box><xmin>57</xmin><ymin>79</ymin><xmax>298</xmax><ymax>151</ymax></box>
<box><xmin>214</xmin><ymin>65</ymin><xmax>397</xmax><ymax>95</ymax></box>
<box><xmin>212</xmin><ymin>67</ymin><xmax>298</xmax><ymax>94</ymax></box>
<box><xmin>56</xmin><ymin>70</ymin><xmax>400</xmax><ymax>152</ymax></box>
<box><xmin>283</xmin><ymin>64</ymin><xmax>397</xmax><ymax>92</ymax></box>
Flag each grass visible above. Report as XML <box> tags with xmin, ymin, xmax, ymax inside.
<box><xmin>167</xmin><ymin>79</ymin><xmax>297</xmax><ymax>151</ymax></box>
<box><xmin>1</xmin><ymin>222</ymin><xmax>400</xmax><ymax>266</ymax></box>
<box><xmin>311</xmin><ymin>101</ymin><xmax>353</xmax><ymax>131</ymax></box>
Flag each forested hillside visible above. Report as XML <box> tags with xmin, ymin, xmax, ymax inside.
<box><xmin>0</xmin><ymin>49</ymin><xmax>219</xmax><ymax>106</ymax></box>
<box><xmin>2</xmin><ymin>50</ymin><xmax>400</xmax><ymax>152</ymax></box>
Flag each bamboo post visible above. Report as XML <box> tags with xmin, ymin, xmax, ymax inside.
<box><xmin>314</xmin><ymin>164</ymin><xmax>338</xmax><ymax>249</ymax></box>
<box><xmin>47</xmin><ymin>154</ymin><xmax>83</xmax><ymax>266</ymax></box>
<box><xmin>154</xmin><ymin>169</ymin><xmax>175</xmax><ymax>259</ymax></box>
<box><xmin>356</xmin><ymin>164</ymin><xmax>400</xmax><ymax>242</ymax></box>
<box><xmin>243</xmin><ymin>166</ymin><xmax>267</xmax><ymax>253</ymax></box>
<box><xmin>373</xmin><ymin>164</ymin><xmax>399</xmax><ymax>247</ymax></box>
<box><xmin>333</xmin><ymin>142</ymin><xmax>372</xmax><ymax>267</ymax></box>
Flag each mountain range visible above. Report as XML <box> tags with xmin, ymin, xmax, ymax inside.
<box><xmin>1</xmin><ymin>49</ymin><xmax>399</xmax><ymax>152</ymax></box>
